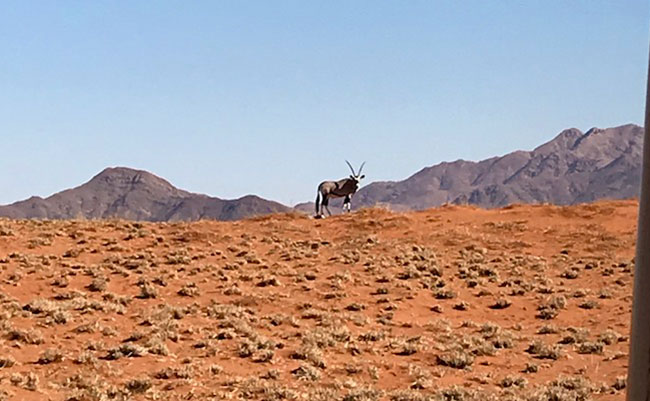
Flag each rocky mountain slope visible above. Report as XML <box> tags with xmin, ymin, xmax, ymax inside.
<box><xmin>0</xmin><ymin>167</ymin><xmax>289</xmax><ymax>221</ymax></box>
<box><xmin>341</xmin><ymin>124</ymin><xmax>643</xmax><ymax>211</ymax></box>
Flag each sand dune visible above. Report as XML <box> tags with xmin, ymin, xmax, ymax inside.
<box><xmin>0</xmin><ymin>200</ymin><xmax>637</xmax><ymax>400</ymax></box>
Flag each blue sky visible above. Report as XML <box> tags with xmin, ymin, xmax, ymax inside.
<box><xmin>1</xmin><ymin>1</ymin><xmax>649</xmax><ymax>206</ymax></box>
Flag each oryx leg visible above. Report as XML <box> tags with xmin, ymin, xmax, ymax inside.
<box><xmin>316</xmin><ymin>191</ymin><xmax>322</xmax><ymax>217</ymax></box>
<box><xmin>343</xmin><ymin>195</ymin><xmax>351</xmax><ymax>213</ymax></box>
<box><xmin>322</xmin><ymin>195</ymin><xmax>332</xmax><ymax>216</ymax></box>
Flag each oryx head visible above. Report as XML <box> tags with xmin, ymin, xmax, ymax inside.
<box><xmin>346</xmin><ymin>160</ymin><xmax>366</xmax><ymax>183</ymax></box>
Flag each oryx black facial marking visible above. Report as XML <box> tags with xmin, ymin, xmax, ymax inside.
<box><xmin>315</xmin><ymin>160</ymin><xmax>366</xmax><ymax>217</ymax></box>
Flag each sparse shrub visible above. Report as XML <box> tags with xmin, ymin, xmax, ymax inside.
<box><xmin>292</xmin><ymin>364</ymin><xmax>321</xmax><ymax>381</ymax></box>
<box><xmin>397</xmin><ymin>266</ymin><xmax>422</xmax><ymax>280</ymax></box>
<box><xmin>499</xmin><ymin>375</ymin><xmax>527</xmax><ymax>388</ymax></box>
<box><xmin>453</xmin><ymin>301</ymin><xmax>469</xmax><ymax>311</ymax></box>
<box><xmin>137</xmin><ymin>280</ymin><xmax>158</xmax><ymax>299</ymax></box>
<box><xmin>178</xmin><ymin>282</ymin><xmax>200</xmax><ymax>297</ymax></box>
<box><xmin>430</xmin><ymin>305</ymin><xmax>443</xmax><ymax>313</ymax></box>
<box><xmin>344</xmin><ymin>364</ymin><xmax>363</xmax><ymax>375</ymax></box>
<box><xmin>346</xmin><ymin>302</ymin><xmax>366</xmax><ymax>311</ymax></box>
<box><xmin>523</xmin><ymin>362</ymin><xmax>539</xmax><ymax>373</ymax></box>
<box><xmin>394</xmin><ymin>341</ymin><xmax>419</xmax><ymax>356</ymax></box>
<box><xmin>433</xmin><ymin>289</ymin><xmax>456</xmax><ymax>299</ymax></box>
<box><xmin>358</xmin><ymin>331</ymin><xmax>385</xmax><ymax>342</ymax></box>
<box><xmin>536</xmin><ymin>295</ymin><xmax>566</xmax><ymax>320</ymax></box>
<box><xmin>124</xmin><ymin>330</ymin><xmax>145</xmax><ymax>342</ymax></box>
<box><xmin>598</xmin><ymin>329</ymin><xmax>621</xmax><ymax>345</ymax></box>
<box><xmin>10</xmin><ymin>372</ymin><xmax>39</xmax><ymax>391</ymax></box>
<box><xmin>577</xmin><ymin>341</ymin><xmax>604</xmax><ymax>354</ymax></box>
<box><xmin>559</xmin><ymin>327</ymin><xmax>590</xmax><ymax>344</ymax></box>
<box><xmin>532</xmin><ymin>376</ymin><xmax>593</xmax><ymax>401</ymax></box>
<box><xmin>145</xmin><ymin>337</ymin><xmax>170</xmax><ymax>356</ymax></box>
<box><xmin>216</xmin><ymin>329</ymin><xmax>235</xmax><ymax>340</ymax></box>
<box><xmin>388</xmin><ymin>389</ymin><xmax>432</xmax><ymax>401</ymax></box>
<box><xmin>52</xmin><ymin>275</ymin><xmax>69</xmax><ymax>288</ymax></box>
<box><xmin>87</xmin><ymin>276</ymin><xmax>108</xmax><ymax>292</ymax></box>
<box><xmin>223</xmin><ymin>285</ymin><xmax>242</xmax><ymax>296</ymax></box>
<box><xmin>526</xmin><ymin>340</ymin><xmax>562</xmax><ymax>360</ymax></box>
<box><xmin>74</xmin><ymin>350</ymin><xmax>97</xmax><ymax>365</ymax></box>
<box><xmin>252</xmin><ymin>349</ymin><xmax>274</xmax><ymax>363</ymax></box>
<box><xmin>536</xmin><ymin>306</ymin><xmax>558</xmax><ymax>320</ymax></box>
<box><xmin>342</xmin><ymin>387</ymin><xmax>383</xmax><ymax>401</ymax></box>
<box><xmin>436</xmin><ymin>350</ymin><xmax>474</xmax><ymax>369</ymax></box>
<box><xmin>63</xmin><ymin>248</ymin><xmax>83</xmax><ymax>258</ymax></box>
<box><xmin>290</xmin><ymin>345</ymin><xmax>326</xmax><ymax>368</ymax></box>
<box><xmin>165</xmin><ymin>250</ymin><xmax>191</xmax><ymax>265</ymax></box>
<box><xmin>238</xmin><ymin>337</ymin><xmax>276</xmax><ymax>363</ymax></box>
<box><xmin>537</xmin><ymin>324</ymin><xmax>560</xmax><ymax>334</ymax></box>
<box><xmin>125</xmin><ymin>378</ymin><xmax>152</xmax><ymax>394</ymax></box>
<box><xmin>478</xmin><ymin>323</ymin><xmax>516</xmax><ymax>350</ymax></box>
<box><xmin>547</xmin><ymin>295</ymin><xmax>567</xmax><ymax>309</ymax></box>
<box><xmin>105</xmin><ymin>344</ymin><xmax>147</xmax><ymax>359</ymax></box>
<box><xmin>0</xmin><ymin>356</ymin><xmax>16</xmax><ymax>368</ymax></box>
<box><xmin>7</xmin><ymin>328</ymin><xmax>44</xmax><ymax>344</ymax></box>
<box><xmin>257</xmin><ymin>275</ymin><xmax>280</xmax><ymax>287</ymax></box>
<box><xmin>23</xmin><ymin>298</ymin><xmax>57</xmax><ymax>314</ymax></box>
<box><xmin>406</xmin><ymin>364</ymin><xmax>432</xmax><ymax>390</ymax></box>
<box><xmin>37</xmin><ymin>349</ymin><xmax>63</xmax><ymax>364</ymax></box>
<box><xmin>471</xmin><ymin>339</ymin><xmax>497</xmax><ymax>357</ymax></box>
<box><xmin>479</xmin><ymin>322</ymin><xmax>500</xmax><ymax>337</ymax></box>
<box><xmin>152</xmin><ymin>276</ymin><xmax>168</xmax><ymax>287</ymax></box>
<box><xmin>578</xmin><ymin>300</ymin><xmax>599</xmax><ymax>310</ymax></box>
<box><xmin>561</xmin><ymin>268</ymin><xmax>579</xmax><ymax>279</ymax></box>
<box><xmin>612</xmin><ymin>376</ymin><xmax>626</xmax><ymax>391</ymax></box>
<box><xmin>466</xmin><ymin>279</ymin><xmax>480</xmax><ymax>288</ymax></box>
<box><xmin>74</xmin><ymin>322</ymin><xmax>97</xmax><ymax>334</ymax></box>
<box><xmin>154</xmin><ymin>366</ymin><xmax>193</xmax><ymax>380</ymax></box>
<box><xmin>209</xmin><ymin>364</ymin><xmax>223</xmax><ymax>375</ymax></box>
<box><xmin>490</xmin><ymin>298</ymin><xmax>512</xmax><ymax>309</ymax></box>
<box><xmin>103</xmin><ymin>292</ymin><xmax>132</xmax><ymax>306</ymax></box>
<box><xmin>96</xmin><ymin>325</ymin><xmax>116</xmax><ymax>337</ymax></box>
<box><xmin>373</xmin><ymin>287</ymin><xmax>389</xmax><ymax>295</ymax></box>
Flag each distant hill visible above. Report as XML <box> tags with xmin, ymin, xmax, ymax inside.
<box><xmin>297</xmin><ymin>124</ymin><xmax>643</xmax><ymax>213</ymax></box>
<box><xmin>0</xmin><ymin>167</ymin><xmax>289</xmax><ymax>221</ymax></box>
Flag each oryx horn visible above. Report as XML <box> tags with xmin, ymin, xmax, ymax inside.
<box><xmin>345</xmin><ymin>160</ymin><xmax>357</xmax><ymax>175</ymax></box>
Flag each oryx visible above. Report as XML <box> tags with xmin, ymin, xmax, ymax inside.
<box><xmin>315</xmin><ymin>161</ymin><xmax>366</xmax><ymax>217</ymax></box>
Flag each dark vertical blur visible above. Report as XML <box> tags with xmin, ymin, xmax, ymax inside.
<box><xmin>626</xmin><ymin>45</ymin><xmax>650</xmax><ymax>401</ymax></box>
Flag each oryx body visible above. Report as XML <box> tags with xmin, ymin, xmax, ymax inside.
<box><xmin>315</xmin><ymin>161</ymin><xmax>365</xmax><ymax>217</ymax></box>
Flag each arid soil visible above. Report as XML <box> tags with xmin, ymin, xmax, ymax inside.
<box><xmin>0</xmin><ymin>200</ymin><xmax>637</xmax><ymax>401</ymax></box>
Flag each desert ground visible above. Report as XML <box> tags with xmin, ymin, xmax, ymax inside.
<box><xmin>0</xmin><ymin>200</ymin><xmax>637</xmax><ymax>401</ymax></box>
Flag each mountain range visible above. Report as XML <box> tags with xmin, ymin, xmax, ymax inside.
<box><xmin>297</xmin><ymin>123</ymin><xmax>643</xmax><ymax>212</ymax></box>
<box><xmin>0</xmin><ymin>167</ymin><xmax>289</xmax><ymax>221</ymax></box>
<box><xmin>0</xmin><ymin>123</ymin><xmax>643</xmax><ymax>221</ymax></box>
